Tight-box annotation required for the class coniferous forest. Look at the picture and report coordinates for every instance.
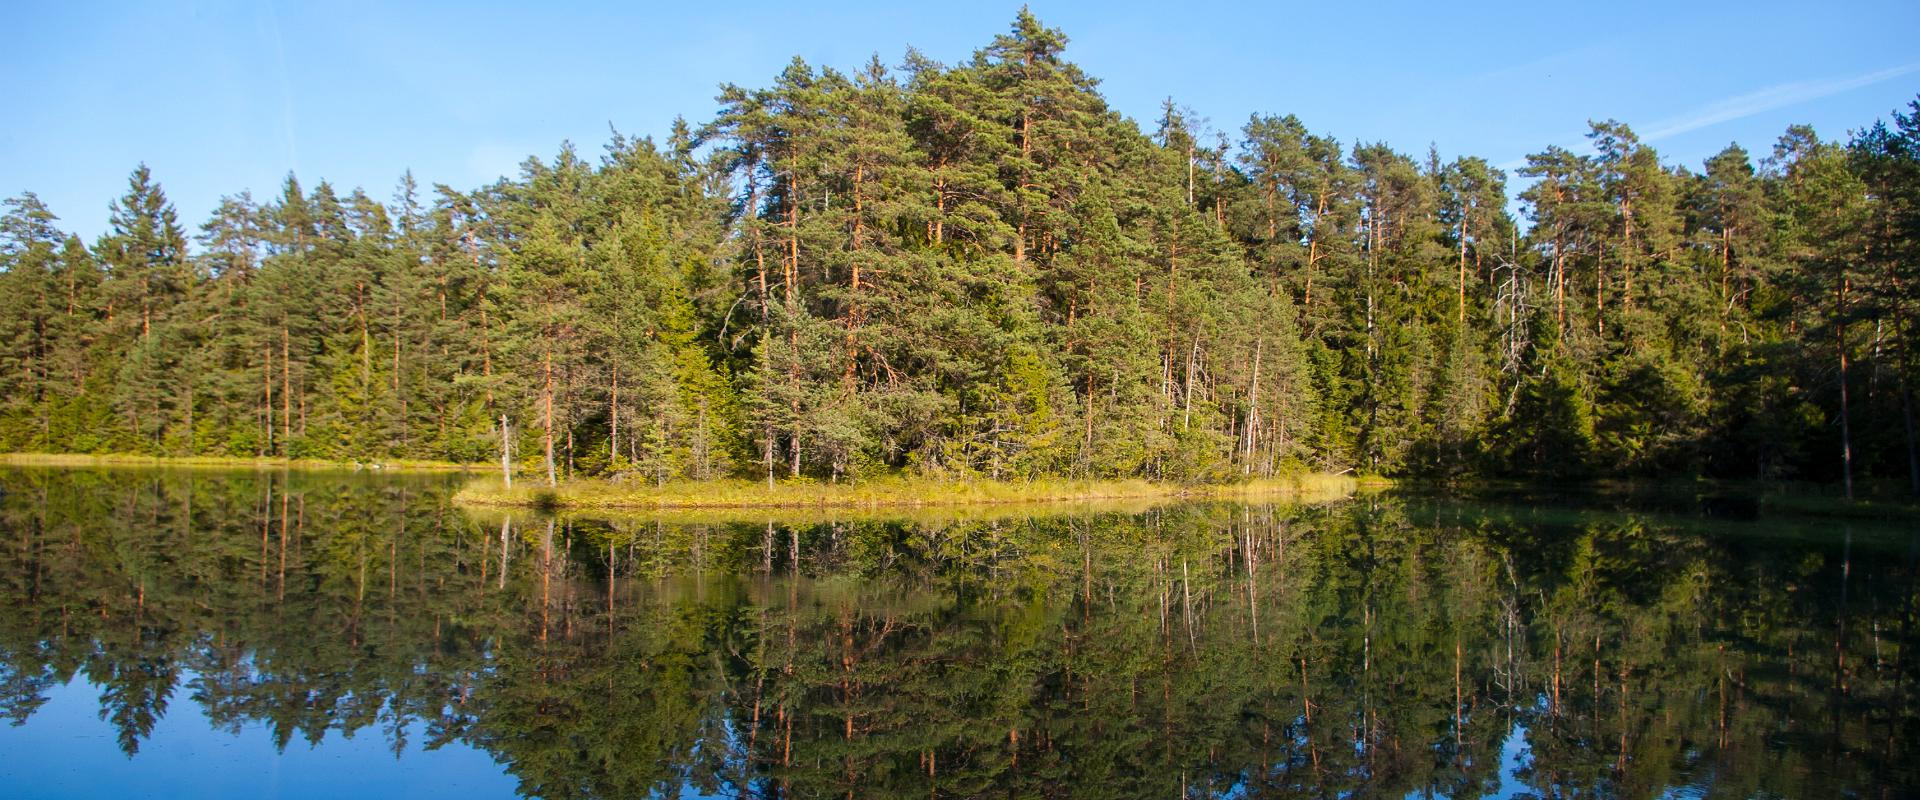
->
[2,11,1918,491]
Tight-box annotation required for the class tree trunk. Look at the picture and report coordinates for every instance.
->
[1305,194,1327,313]
[1015,106,1030,265]
[749,178,770,320]
[1620,198,1634,310]
[609,364,619,468]
[1082,374,1096,473]
[1183,341,1196,430]
[544,341,557,487]
[468,229,494,407]
[1554,233,1567,328]
[787,180,799,307]
[931,171,946,244]
[1243,338,1263,473]
[358,282,372,390]
[499,414,512,489]
[846,164,864,385]
[1596,244,1606,335]
[1458,205,1469,325]
[1838,275,1854,501]
[1721,227,1732,315]
[263,345,274,456]
[281,327,291,446]
[479,297,494,407]
[182,380,193,454]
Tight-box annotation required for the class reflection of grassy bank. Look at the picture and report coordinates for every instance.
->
[1,452,475,473]
[1418,478,1920,523]
[454,472,1375,515]
[1753,491,1920,521]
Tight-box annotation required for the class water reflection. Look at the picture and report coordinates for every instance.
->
[0,467,1914,798]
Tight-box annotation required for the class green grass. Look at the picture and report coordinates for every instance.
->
[452,472,1369,514]
[0,451,477,473]
[456,496,1188,528]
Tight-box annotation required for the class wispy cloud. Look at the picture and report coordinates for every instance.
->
[1494,62,1920,174]
[1642,63,1920,142]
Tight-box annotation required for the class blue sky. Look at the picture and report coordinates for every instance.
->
[0,673,517,798]
[4,1,1917,241]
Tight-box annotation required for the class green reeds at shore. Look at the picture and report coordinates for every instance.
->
[453,472,1377,512]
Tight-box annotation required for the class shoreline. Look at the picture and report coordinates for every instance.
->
[452,473,1381,511]
[0,452,478,473]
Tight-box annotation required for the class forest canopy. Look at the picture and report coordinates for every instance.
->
[1,11,1916,490]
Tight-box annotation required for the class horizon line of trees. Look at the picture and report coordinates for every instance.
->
[2,11,1917,493]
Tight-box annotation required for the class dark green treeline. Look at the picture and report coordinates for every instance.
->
[3,11,1919,487]
[0,467,1913,795]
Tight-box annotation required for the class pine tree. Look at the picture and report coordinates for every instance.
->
[0,20,1910,493]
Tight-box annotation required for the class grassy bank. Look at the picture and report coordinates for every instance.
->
[1,452,477,473]
[453,472,1376,512]
[457,496,1188,529]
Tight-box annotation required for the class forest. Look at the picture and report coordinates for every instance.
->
[1,11,1917,491]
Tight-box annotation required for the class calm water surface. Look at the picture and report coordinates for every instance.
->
[0,467,1914,798]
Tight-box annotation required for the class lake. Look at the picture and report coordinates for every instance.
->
[0,467,1913,798]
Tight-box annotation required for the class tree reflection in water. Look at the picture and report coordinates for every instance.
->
[0,467,1914,797]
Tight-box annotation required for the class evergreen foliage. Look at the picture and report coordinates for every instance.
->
[2,14,1916,489]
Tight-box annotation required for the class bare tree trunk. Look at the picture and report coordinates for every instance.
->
[498,518,510,589]
[499,414,512,489]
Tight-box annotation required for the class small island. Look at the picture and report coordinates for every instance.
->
[451,472,1373,511]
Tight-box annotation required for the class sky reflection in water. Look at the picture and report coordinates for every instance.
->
[0,467,1913,798]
